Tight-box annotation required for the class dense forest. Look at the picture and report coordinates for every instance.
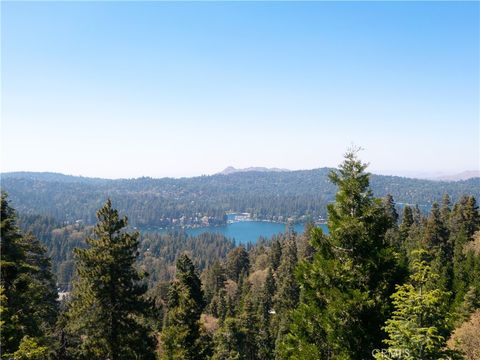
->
[1,151,480,359]
[15,214,237,290]
[2,169,479,228]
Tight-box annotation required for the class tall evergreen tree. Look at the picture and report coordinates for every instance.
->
[269,239,282,271]
[211,318,243,360]
[450,196,479,239]
[424,202,453,291]
[203,260,226,308]
[382,194,399,227]
[176,254,204,314]
[272,233,300,358]
[239,295,259,360]
[0,193,58,357]
[375,250,459,360]
[273,234,299,315]
[65,199,155,359]
[226,247,250,282]
[297,221,316,261]
[278,148,399,359]
[399,206,414,241]
[161,254,207,360]
[257,268,275,360]
[423,202,448,252]
[451,196,480,316]
[440,194,452,225]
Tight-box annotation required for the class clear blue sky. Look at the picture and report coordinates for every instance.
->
[1,1,479,178]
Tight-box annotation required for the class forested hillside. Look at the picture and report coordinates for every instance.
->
[1,151,479,359]
[17,213,237,290]
[2,169,479,227]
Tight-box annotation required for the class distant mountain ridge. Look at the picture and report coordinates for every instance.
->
[1,171,111,184]
[3,169,478,182]
[219,166,290,175]
[432,170,480,182]
[1,169,479,229]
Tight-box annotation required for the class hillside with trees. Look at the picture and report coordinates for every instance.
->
[2,169,479,228]
[1,151,479,359]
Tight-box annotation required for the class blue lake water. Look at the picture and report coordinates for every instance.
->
[145,221,329,245]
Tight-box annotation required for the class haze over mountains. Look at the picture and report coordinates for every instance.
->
[431,170,480,181]
[3,166,478,182]
[218,167,480,181]
[218,166,291,175]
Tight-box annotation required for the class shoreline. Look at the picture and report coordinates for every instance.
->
[138,218,327,233]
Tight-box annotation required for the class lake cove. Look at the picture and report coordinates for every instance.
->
[143,221,329,245]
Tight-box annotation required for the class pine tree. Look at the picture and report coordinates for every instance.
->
[11,336,49,360]
[297,221,316,261]
[235,271,251,315]
[375,250,459,360]
[273,234,299,315]
[399,206,414,242]
[226,247,250,282]
[0,193,58,356]
[176,254,204,315]
[424,202,453,291]
[160,254,207,360]
[454,286,478,325]
[450,196,479,239]
[423,202,448,252]
[65,199,155,359]
[278,148,399,359]
[412,205,424,225]
[211,318,243,360]
[272,234,300,357]
[451,197,480,309]
[269,239,282,271]
[382,194,399,227]
[239,295,259,360]
[440,194,451,225]
[203,260,226,309]
[257,268,275,360]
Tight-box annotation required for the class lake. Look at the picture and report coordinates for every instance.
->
[143,220,329,245]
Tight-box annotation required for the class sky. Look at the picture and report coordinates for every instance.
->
[1,1,479,179]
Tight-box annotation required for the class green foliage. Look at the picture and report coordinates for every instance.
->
[279,148,400,359]
[297,221,316,261]
[226,247,250,282]
[257,268,275,360]
[375,250,459,360]
[11,336,49,360]
[211,318,243,360]
[0,193,58,357]
[423,202,453,292]
[139,231,235,288]
[274,234,299,315]
[19,214,235,289]
[211,295,261,360]
[4,170,478,229]
[239,295,259,360]
[203,260,227,308]
[64,199,155,359]
[448,197,480,318]
[269,239,282,271]
[2,154,480,360]
[160,254,207,360]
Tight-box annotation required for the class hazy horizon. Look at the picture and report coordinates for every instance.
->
[2,2,479,178]
[2,166,479,181]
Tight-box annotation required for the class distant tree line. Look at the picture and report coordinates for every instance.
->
[17,215,236,291]
[3,168,478,228]
[1,150,480,359]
